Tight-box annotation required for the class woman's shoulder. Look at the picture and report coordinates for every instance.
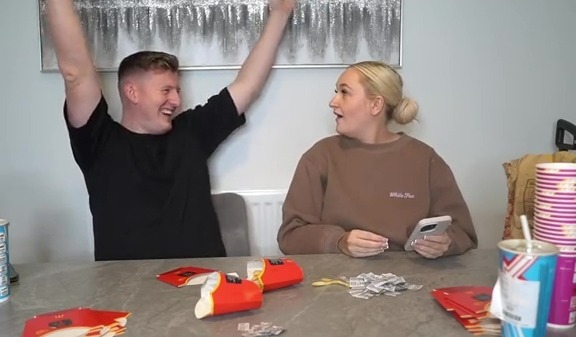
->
[305,135,341,152]
[306,134,437,155]
[314,135,341,146]
[303,134,444,160]
[402,134,440,156]
[298,136,342,163]
[403,135,454,170]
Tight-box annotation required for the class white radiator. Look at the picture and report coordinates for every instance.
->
[227,189,287,257]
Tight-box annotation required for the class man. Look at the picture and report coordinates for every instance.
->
[46,0,295,260]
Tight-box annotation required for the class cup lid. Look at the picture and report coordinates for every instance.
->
[498,239,559,256]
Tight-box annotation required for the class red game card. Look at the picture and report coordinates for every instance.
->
[431,286,499,335]
[22,307,131,337]
[156,266,217,287]
[93,310,131,329]
[22,307,101,337]
[432,289,477,318]
[445,298,489,319]
[441,286,492,315]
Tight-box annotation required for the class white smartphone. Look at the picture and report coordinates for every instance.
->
[404,215,452,251]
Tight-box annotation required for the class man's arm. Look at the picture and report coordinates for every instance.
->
[227,0,295,115]
[46,0,101,127]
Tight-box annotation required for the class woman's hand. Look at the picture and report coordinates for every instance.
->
[338,229,388,258]
[412,232,451,259]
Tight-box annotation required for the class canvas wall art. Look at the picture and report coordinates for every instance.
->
[38,0,402,71]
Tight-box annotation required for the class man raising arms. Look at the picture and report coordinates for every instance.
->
[45,0,295,260]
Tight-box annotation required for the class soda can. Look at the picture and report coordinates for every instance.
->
[0,219,9,304]
[0,286,8,300]
[498,239,558,337]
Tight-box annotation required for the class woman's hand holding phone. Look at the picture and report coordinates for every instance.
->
[405,215,452,259]
[412,233,451,259]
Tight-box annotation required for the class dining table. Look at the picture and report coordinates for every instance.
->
[1,248,574,337]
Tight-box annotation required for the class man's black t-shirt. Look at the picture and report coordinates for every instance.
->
[65,89,245,261]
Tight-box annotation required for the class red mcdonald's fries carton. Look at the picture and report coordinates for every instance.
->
[195,272,262,319]
[247,258,304,292]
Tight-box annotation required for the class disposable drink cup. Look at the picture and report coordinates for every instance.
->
[498,239,558,337]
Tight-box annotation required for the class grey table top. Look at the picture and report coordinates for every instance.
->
[1,249,574,337]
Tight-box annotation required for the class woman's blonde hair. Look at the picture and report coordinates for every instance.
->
[348,61,418,124]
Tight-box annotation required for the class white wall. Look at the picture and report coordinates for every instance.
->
[1,0,575,263]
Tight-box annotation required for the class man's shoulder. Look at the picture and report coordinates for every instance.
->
[173,88,240,130]
[181,88,235,113]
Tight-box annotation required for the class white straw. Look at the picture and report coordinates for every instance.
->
[519,215,533,252]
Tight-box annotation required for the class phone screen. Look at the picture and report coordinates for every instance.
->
[419,223,438,233]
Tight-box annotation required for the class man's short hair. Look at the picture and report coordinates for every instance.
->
[118,51,179,82]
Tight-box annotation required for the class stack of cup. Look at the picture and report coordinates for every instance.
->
[0,219,9,304]
[533,163,576,328]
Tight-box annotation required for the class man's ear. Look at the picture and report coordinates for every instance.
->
[122,81,139,104]
[370,96,385,116]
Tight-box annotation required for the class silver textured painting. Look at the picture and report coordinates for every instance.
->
[38,0,402,71]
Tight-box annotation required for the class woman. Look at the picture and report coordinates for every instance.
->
[277,61,477,259]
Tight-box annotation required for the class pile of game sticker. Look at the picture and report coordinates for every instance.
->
[237,322,285,337]
[345,272,423,299]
